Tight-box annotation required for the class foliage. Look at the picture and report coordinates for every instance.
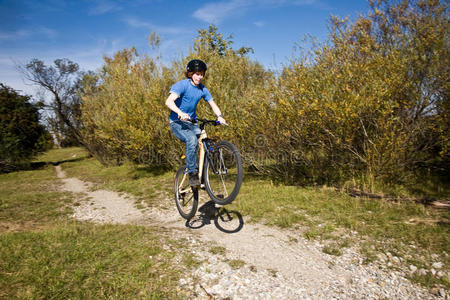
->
[194,24,234,56]
[80,29,269,169]
[80,46,179,166]
[0,83,51,172]
[248,0,449,187]
[79,0,448,193]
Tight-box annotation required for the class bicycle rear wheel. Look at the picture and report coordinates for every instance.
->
[204,140,243,205]
[174,166,198,220]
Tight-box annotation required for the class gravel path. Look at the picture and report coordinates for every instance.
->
[55,165,445,299]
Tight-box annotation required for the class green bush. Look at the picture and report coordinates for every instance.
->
[0,83,51,172]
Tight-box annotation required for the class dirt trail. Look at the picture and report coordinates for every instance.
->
[56,166,145,224]
[55,165,440,299]
[55,165,337,284]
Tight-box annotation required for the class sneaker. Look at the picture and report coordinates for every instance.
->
[189,172,200,187]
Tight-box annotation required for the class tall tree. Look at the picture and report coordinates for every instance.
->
[18,58,83,147]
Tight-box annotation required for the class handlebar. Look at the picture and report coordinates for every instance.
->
[196,118,220,130]
[194,118,227,129]
[179,117,227,128]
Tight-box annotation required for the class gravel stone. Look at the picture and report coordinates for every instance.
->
[433,262,443,269]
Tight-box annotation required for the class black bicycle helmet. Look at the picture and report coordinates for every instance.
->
[186,59,207,72]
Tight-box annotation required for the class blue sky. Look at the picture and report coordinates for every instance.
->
[0,0,369,97]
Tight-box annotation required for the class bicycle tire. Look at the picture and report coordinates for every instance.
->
[174,166,198,220]
[203,140,243,205]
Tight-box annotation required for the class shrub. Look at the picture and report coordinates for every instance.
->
[0,83,51,171]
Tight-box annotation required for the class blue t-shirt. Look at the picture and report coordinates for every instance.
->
[169,79,212,122]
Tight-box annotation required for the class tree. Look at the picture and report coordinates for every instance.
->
[0,83,51,172]
[194,24,234,56]
[194,24,254,57]
[18,58,84,147]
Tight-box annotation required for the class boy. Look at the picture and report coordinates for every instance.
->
[165,59,226,186]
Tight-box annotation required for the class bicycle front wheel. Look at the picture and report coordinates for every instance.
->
[204,140,243,205]
[174,166,198,220]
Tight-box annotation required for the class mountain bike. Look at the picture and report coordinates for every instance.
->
[174,118,243,220]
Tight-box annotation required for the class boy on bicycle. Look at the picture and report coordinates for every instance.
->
[165,59,227,187]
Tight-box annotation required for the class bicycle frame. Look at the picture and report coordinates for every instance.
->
[198,126,208,182]
[178,122,210,194]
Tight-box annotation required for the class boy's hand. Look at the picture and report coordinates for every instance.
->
[218,116,227,125]
[178,112,190,121]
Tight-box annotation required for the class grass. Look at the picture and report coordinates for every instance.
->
[0,165,73,230]
[34,146,90,164]
[0,224,183,299]
[322,244,344,256]
[209,246,227,256]
[347,171,450,200]
[182,253,202,269]
[228,259,245,270]
[0,147,203,299]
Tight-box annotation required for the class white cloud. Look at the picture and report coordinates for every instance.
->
[123,17,152,29]
[0,29,31,40]
[253,21,264,27]
[88,0,122,15]
[193,0,319,24]
[0,27,57,41]
[37,26,58,39]
[193,0,249,24]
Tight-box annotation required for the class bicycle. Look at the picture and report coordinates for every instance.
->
[174,118,243,220]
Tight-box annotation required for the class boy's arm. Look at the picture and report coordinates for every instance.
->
[165,92,190,120]
[208,100,227,124]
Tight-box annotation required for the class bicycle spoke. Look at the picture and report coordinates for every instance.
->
[219,174,228,197]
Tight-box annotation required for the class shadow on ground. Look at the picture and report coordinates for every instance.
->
[185,201,244,233]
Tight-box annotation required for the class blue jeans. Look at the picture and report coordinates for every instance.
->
[170,120,201,174]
